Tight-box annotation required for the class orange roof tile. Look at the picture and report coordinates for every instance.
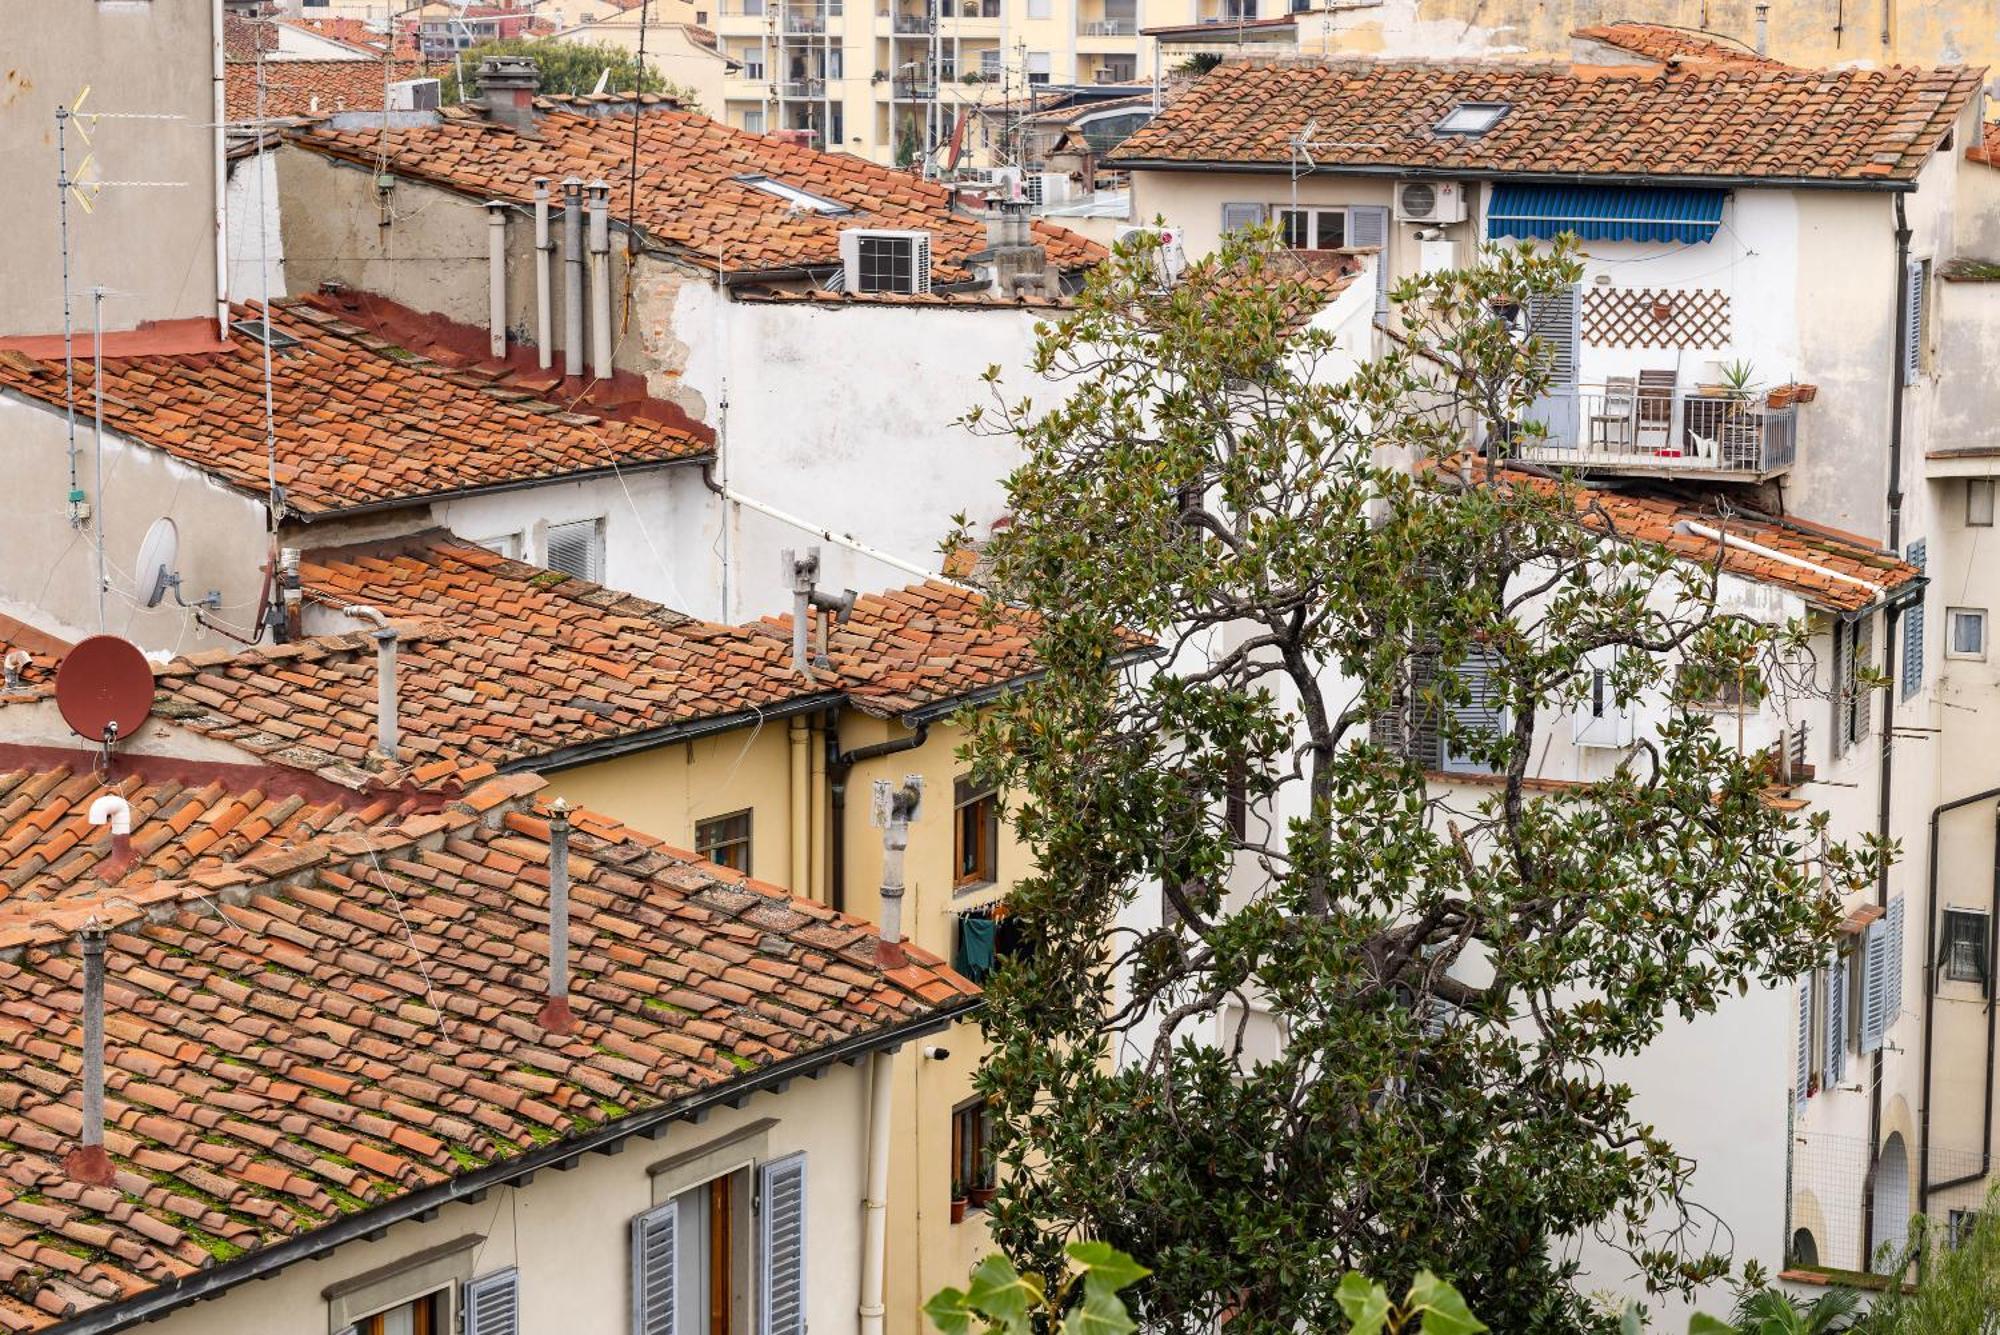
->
[0,773,973,1328]
[225,59,431,121]
[0,618,67,706]
[1110,57,1983,185]
[288,106,1106,280]
[1572,22,1779,67]
[278,15,396,54]
[0,301,711,519]
[1968,123,2000,168]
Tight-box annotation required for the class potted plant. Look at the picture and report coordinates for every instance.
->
[1650,294,1675,323]
[950,1179,969,1224]
[960,70,984,83]
[1794,382,1819,403]
[968,1175,998,1208]
[1719,358,1759,403]
[1766,382,1798,409]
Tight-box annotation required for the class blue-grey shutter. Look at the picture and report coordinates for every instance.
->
[1903,259,1927,385]
[757,1153,807,1335]
[1824,958,1846,1087]
[1795,972,1812,1115]
[1861,918,1888,1054]
[1903,541,1926,700]
[1853,615,1873,744]
[1444,648,1505,774]
[1885,895,1906,1030]
[631,1200,678,1335]
[1349,205,1390,319]
[465,1270,519,1335]
[1220,202,1267,235]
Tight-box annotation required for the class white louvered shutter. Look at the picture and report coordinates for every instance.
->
[546,519,604,582]
[1885,895,1906,1029]
[1903,258,1927,385]
[1903,541,1926,700]
[1795,973,1812,1115]
[1348,205,1390,319]
[631,1200,678,1335]
[1824,958,1846,1087]
[1861,918,1888,1054]
[465,1270,519,1335]
[1220,202,1267,235]
[757,1153,807,1335]
[1525,285,1581,387]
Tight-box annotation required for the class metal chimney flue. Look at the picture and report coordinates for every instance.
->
[561,178,586,379]
[342,605,399,762]
[63,922,115,1187]
[485,201,509,359]
[532,178,554,371]
[536,799,578,1036]
[586,180,614,383]
[870,778,922,969]
[781,546,855,674]
[1754,3,1770,55]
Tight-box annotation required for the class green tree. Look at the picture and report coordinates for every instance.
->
[1852,1200,2000,1332]
[440,38,697,110]
[950,231,1881,1332]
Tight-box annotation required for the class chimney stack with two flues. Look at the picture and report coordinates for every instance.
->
[780,547,856,676]
[871,779,922,969]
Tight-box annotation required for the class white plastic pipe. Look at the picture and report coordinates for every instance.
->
[1679,522,1885,596]
[485,201,508,359]
[586,180,613,382]
[532,177,553,371]
[87,794,132,836]
[211,0,229,337]
[857,1047,895,1335]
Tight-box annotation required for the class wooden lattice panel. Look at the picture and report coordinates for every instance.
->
[1583,286,1731,349]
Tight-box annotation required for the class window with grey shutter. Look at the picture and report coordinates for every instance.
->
[1853,615,1872,743]
[1220,202,1267,235]
[545,518,605,583]
[1795,972,1811,1114]
[1824,957,1846,1087]
[1441,647,1505,774]
[757,1153,807,1335]
[631,1200,678,1335]
[1861,917,1888,1054]
[1349,204,1390,319]
[465,1269,519,1335]
[1903,541,1926,701]
[1524,286,1581,388]
[1903,258,1928,385]
[1885,894,1905,1028]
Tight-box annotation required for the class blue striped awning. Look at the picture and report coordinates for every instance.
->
[1486,184,1726,244]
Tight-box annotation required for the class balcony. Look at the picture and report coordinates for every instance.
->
[777,78,828,96]
[1513,384,1798,479]
[891,77,939,98]
[1078,17,1137,33]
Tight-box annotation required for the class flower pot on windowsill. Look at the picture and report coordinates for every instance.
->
[968,1185,998,1208]
[1793,382,1818,403]
[1766,385,1798,409]
[950,1196,970,1224]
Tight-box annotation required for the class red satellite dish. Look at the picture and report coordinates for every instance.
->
[55,636,154,745]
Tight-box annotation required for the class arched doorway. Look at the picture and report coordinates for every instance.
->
[1871,1132,1911,1271]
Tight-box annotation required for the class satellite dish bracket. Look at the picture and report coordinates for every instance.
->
[159,571,222,610]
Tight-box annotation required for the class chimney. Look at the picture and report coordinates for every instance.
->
[780,547,856,674]
[88,794,135,882]
[1754,3,1769,55]
[475,56,542,136]
[536,799,578,1036]
[532,178,554,372]
[485,200,509,360]
[63,922,115,1187]
[2,650,28,691]
[870,779,922,969]
[586,180,613,383]
[983,197,1054,300]
[342,605,399,762]
[562,178,586,380]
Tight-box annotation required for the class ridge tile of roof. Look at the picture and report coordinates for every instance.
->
[225,59,432,121]
[1109,57,1984,184]
[1572,22,1780,67]
[0,774,973,1328]
[0,301,711,518]
[287,106,1106,280]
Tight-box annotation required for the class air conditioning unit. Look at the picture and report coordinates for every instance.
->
[1022,171,1070,207]
[839,228,933,295]
[387,77,442,111]
[1113,223,1186,282]
[1393,179,1466,225]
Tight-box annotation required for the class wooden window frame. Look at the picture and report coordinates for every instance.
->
[950,1097,997,1205]
[696,809,754,874]
[953,778,999,893]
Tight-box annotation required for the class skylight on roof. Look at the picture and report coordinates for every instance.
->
[735,174,852,215]
[230,318,300,350]
[1435,102,1510,136]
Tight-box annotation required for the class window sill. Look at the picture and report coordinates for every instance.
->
[953,878,998,899]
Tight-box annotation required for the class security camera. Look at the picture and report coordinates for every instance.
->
[921,1045,952,1061]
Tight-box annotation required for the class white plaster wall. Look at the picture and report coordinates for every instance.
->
[227,151,290,307]
[140,1068,876,1335]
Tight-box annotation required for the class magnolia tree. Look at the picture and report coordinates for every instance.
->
[950,234,1883,1333]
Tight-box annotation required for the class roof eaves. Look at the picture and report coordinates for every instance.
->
[1105,157,1923,191]
[288,451,714,521]
[497,690,851,773]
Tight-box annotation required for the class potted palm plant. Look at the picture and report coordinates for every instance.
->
[950,1178,969,1224]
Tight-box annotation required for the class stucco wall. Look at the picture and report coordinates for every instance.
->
[138,1067,875,1335]
[0,1,222,336]
[227,150,290,306]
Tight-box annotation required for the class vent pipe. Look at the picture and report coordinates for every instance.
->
[561,177,585,379]
[342,605,399,762]
[63,922,115,1187]
[780,546,856,675]
[870,777,922,969]
[536,799,578,1035]
[532,177,553,371]
[88,793,135,881]
[1755,2,1770,55]
[485,200,509,360]
[2,650,28,691]
[586,180,613,382]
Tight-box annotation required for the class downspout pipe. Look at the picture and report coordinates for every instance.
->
[1918,788,2000,1215]
[532,178,553,371]
[561,177,585,379]
[211,0,229,339]
[485,201,508,360]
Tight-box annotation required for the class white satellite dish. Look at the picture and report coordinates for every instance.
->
[134,517,180,610]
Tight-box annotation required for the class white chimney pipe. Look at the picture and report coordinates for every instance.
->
[586,180,613,382]
[63,922,114,1186]
[532,177,553,371]
[485,201,508,359]
[342,605,400,761]
[561,177,585,379]
[870,777,921,969]
[1755,2,1770,55]
[536,798,578,1036]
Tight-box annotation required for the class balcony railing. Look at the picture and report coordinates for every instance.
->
[1513,384,1797,476]
[777,78,827,96]
[1078,18,1137,33]
[891,13,932,29]
[892,78,938,98]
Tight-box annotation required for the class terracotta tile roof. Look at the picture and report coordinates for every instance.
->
[288,108,1106,280]
[0,301,710,519]
[221,11,279,61]
[1968,124,2000,168]
[279,16,395,54]
[1572,22,1780,67]
[1109,57,1984,185]
[729,286,1075,309]
[1140,13,1297,37]
[0,619,68,705]
[0,772,974,1328]
[225,60,431,121]
[142,533,1048,778]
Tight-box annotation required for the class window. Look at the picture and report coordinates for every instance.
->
[1949,608,1988,660]
[980,47,1001,75]
[1026,0,1049,15]
[1949,1210,1987,1247]
[735,174,851,213]
[1368,648,1506,774]
[1903,256,1931,384]
[463,1271,519,1335]
[1943,909,1990,988]
[954,777,999,891]
[543,518,605,582]
[336,1294,446,1335]
[742,108,766,133]
[696,810,753,874]
[1832,615,1872,755]
[1970,478,1996,528]
[633,1167,753,1335]
[1904,539,1927,700]
[950,1098,997,1205]
[744,52,766,79]
[473,532,523,560]
[1025,50,1051,84]
[1276,205,1347,251]
[1436,101,1509,135]
[1223,0,1258,16]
